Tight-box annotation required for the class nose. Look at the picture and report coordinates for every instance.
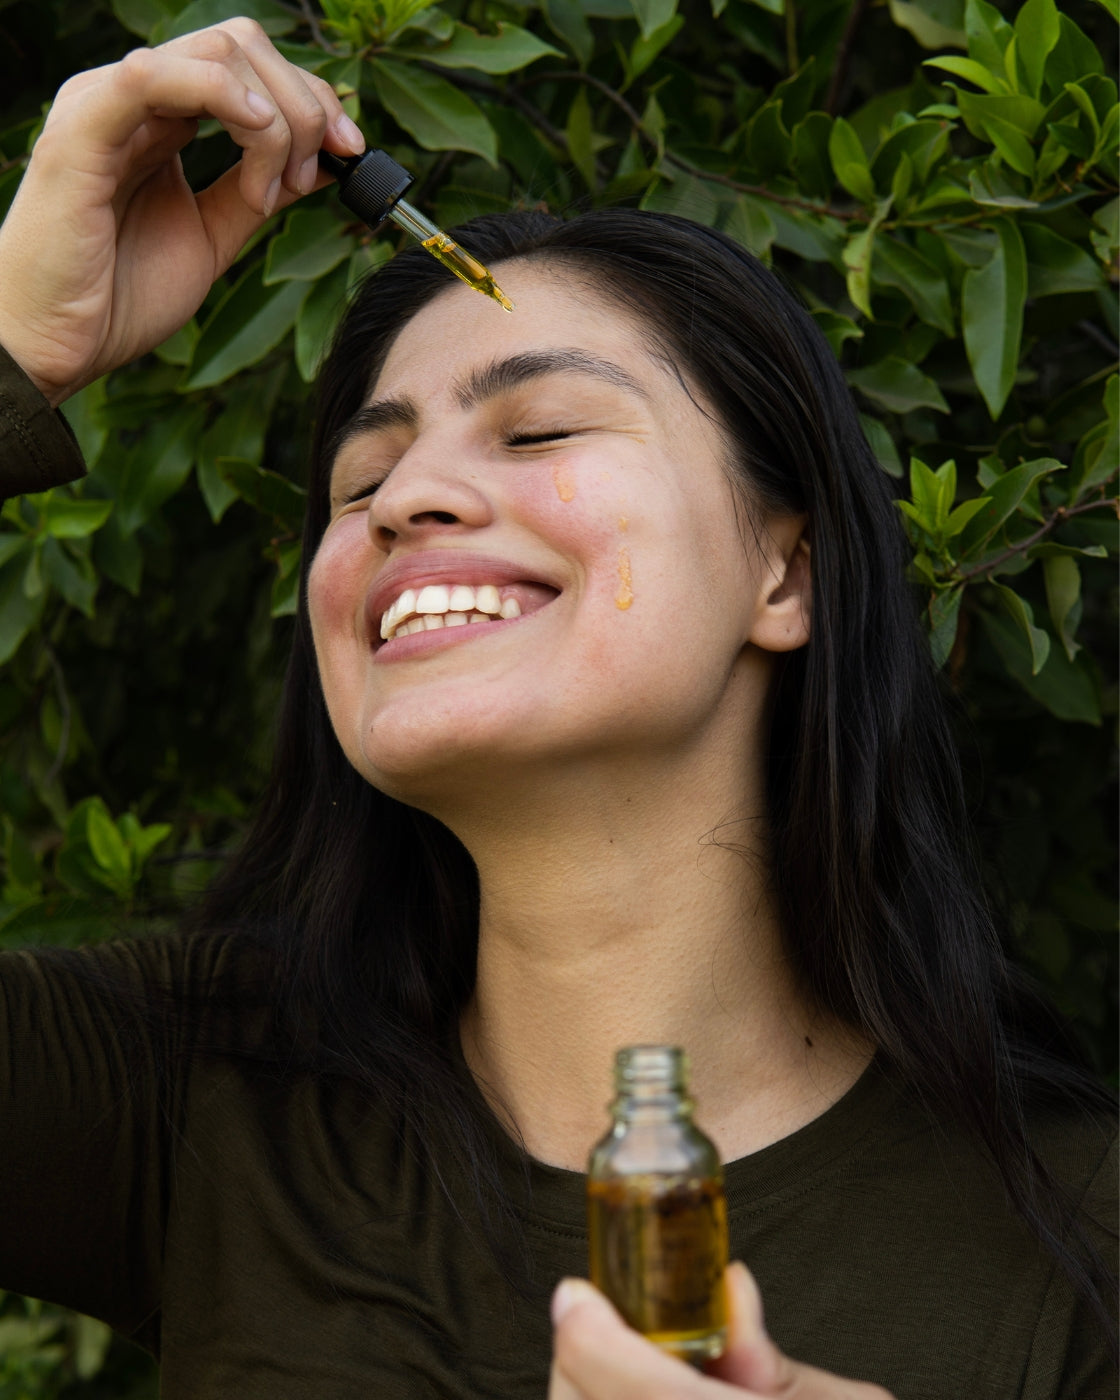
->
[366,435,494,549]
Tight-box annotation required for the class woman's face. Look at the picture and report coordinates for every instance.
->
[308,262,805,809]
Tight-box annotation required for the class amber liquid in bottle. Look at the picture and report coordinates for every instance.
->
[587,1046,728,1362]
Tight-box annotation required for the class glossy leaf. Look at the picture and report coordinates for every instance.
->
[184,268,308,390]
[847,357,950,414]
[1043,554,1081,661]
[264,206,353,284]
[407,22,564,72]
[992,583,1049,674]
[958,457,1062,553]
[369,58,498,165]
[962,217,1026,419]
[873,234,955,333]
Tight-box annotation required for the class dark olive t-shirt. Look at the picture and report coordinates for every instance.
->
[0,345,1116,1396]
[0,930,1115,1400]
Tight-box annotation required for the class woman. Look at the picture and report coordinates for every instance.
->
[0,20,1114,1400]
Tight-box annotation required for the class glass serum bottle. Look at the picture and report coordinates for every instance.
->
[587,1046,729,1362]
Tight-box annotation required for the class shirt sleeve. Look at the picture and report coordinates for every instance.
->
[0,934,220,1353]
[0,339,87,498]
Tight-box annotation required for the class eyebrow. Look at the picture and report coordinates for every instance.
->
[325,348,649,477]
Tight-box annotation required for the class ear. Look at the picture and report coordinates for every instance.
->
[747,515,811,653]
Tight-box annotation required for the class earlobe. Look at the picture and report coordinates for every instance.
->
[750,521,811,654]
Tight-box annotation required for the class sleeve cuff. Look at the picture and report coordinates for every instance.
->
[0,340,88,499]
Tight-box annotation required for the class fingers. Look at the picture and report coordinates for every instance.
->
[548,1279,744,1400]
[549,1272,897,1400]
[36,20,364,219]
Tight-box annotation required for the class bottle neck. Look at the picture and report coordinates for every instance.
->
[611,1045,692,1123]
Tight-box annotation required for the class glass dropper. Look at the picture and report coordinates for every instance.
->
[318,149,514,313]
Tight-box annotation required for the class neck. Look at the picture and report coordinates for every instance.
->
[442,745,871,1172]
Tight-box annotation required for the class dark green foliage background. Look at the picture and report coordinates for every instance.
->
[0,0,1116,1389]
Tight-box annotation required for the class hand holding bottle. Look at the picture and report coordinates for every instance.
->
[0,19,363,407]
[548,1264,897,1400]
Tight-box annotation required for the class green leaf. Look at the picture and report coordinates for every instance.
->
[928,585,964,668]
[992,582,1049,673]
[542,0,593,65]
[628,0,675,39]
[218,460,307,532]
[184,266,308,390]
[59,380,108,466]
[35,493,113,540]
[723,195,776,259]
[965,0,1013,77]
[889,0,966,50]
[624,13,684,84]
[96,402,206,536]
[154,320,199,367]
[197,393,268,524]
[847,357,950,414]
[828,116,875,202]
[1072,374,1118,499]
[296,261,351,385]
[1013,0,1060,97]
[978,605,1099,723]
[566,87,597,192]
[407,21,563,72]
[1023,224,1105,297]
[962,217,1026,419]
[0,544,40,663]
[814,310,864,355]
[843,224,875,317]
[747,100,793,180]
[1043,553,1081,661]
[369,58,498,165]
[967,163,1039,208]
[157,0,296,40]
[958,457,1062,552]
[86,803,132,885]
[859,414,902,476]
[42,537,97,617]
[924,55,1009,94]
[263,206,353,284]
[1090,197,1118,268]
[791,112,834,200]
[873,234,955,334]
[111,0,186,39]
[92,512,142,596]
[270,539,302,618]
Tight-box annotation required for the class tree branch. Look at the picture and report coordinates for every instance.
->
[522,70,854,218]
[957,496,1117,582]
[825,0,868,114]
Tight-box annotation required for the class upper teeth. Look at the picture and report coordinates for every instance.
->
[380,584,522,641]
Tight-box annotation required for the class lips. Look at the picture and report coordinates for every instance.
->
[365,552,561,651]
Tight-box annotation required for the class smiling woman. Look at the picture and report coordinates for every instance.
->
[0,23,1115,1400]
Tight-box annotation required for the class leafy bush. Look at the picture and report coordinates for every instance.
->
[0,0,1115,1389]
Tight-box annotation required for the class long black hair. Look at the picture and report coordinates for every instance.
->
[197,208,1114,1321]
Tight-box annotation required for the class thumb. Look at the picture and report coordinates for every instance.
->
[707,1262,786,1392]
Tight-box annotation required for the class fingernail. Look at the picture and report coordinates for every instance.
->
[245,89,275,121]
[551,1279,599,1327]
[298,155,319,194]
[332,113,365,153]
[263,177,281,217]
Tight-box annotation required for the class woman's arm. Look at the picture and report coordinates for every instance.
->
[0,17,363,410]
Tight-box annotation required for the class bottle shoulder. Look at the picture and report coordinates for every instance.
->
[588,1118,722,1180]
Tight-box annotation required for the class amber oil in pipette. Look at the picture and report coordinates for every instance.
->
[587,1046,728,1362]
[420,232,513,311]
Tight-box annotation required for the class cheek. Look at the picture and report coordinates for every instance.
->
[307,521,371,659]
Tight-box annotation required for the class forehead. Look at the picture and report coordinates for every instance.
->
[369,261,664,404]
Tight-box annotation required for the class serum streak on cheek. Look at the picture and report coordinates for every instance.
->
[552,462,576,503]
[616,546,634,611]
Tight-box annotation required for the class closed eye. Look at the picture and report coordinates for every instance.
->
[507,429,573,447]
[343,479,384,505]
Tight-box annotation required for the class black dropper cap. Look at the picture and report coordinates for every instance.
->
[317,149,412,230]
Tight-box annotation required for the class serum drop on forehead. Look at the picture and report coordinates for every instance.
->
[587,1045,729,1362]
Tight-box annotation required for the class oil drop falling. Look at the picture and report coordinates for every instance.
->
[552,464,576,502]
[615,546,633,610]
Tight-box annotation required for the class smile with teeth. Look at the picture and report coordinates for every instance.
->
[380,584,523,642]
